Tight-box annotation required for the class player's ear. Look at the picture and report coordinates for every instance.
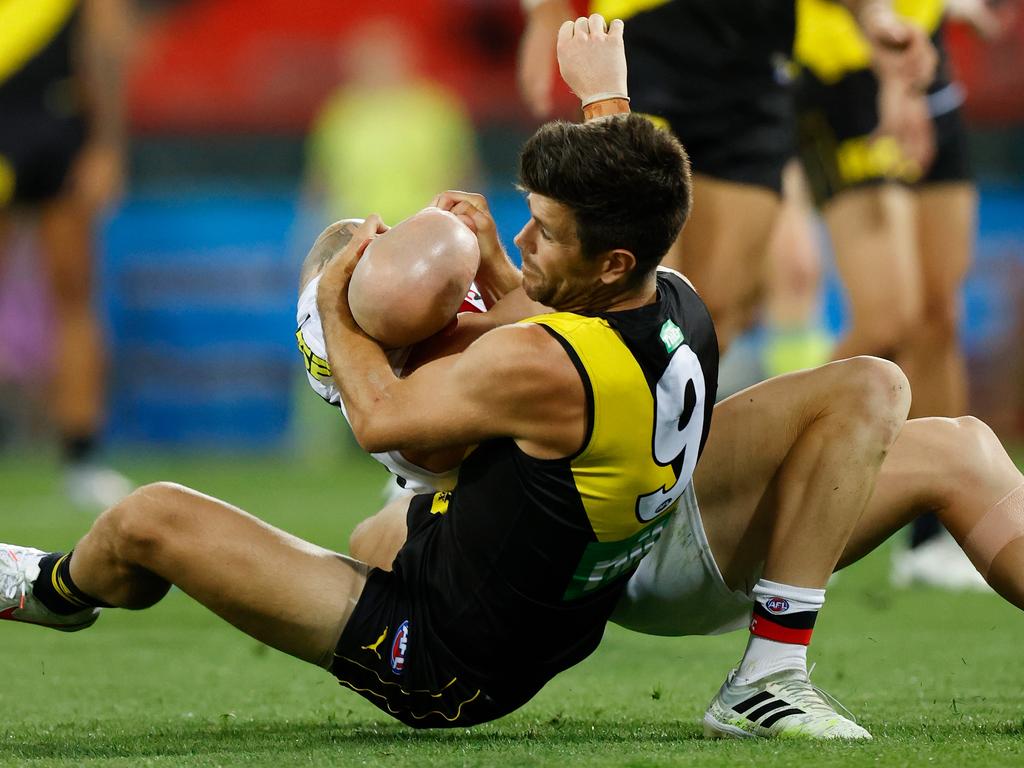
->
[598,248,638,285]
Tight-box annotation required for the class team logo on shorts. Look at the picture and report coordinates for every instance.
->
[390,620,409,675]
[765,597,790,614]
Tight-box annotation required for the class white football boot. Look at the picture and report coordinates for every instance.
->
[65,463,133,513]
[703,668,872,740]
[890,530,990,592]
[0,546,100,631]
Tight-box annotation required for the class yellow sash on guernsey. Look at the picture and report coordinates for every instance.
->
[525,312,678,543]
[796,0,945,83]
[0,0,77,85]
[590,0,672,22]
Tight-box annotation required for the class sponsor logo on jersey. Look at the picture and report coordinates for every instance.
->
[765,597,790,614]
[390,620,409,675]
[296,328,331,380]
[659,319,685,354]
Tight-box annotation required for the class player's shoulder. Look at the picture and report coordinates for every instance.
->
[656,266,698,295]
[458,321,581,394]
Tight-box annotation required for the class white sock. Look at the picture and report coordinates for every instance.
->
[733,578,825,686]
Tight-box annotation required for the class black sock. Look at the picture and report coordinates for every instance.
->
[910,513,943,548]
[34,552,111,615]
[62,434,98,464]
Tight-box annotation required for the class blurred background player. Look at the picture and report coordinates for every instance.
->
[793,0,1012,588]
[0,0,134,509]
[302,17,480,229]
[518,0,938,351]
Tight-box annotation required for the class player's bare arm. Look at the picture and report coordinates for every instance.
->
[316,221,585,458]
[73,0,134,212]
[518,0,574,117]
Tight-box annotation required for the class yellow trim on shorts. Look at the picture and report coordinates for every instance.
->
[0,155,14,207]
[333,654,480,723]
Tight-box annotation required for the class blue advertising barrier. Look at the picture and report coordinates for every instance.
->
[102,191,299,447]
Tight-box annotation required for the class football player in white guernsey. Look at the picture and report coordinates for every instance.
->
[297,205,548,495]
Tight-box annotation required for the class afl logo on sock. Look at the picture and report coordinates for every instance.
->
[765,597,790,614]
[390,620,409,675]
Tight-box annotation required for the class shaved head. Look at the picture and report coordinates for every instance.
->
[348,208,480,348]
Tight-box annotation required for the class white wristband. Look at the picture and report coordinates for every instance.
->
[581,92,630,108]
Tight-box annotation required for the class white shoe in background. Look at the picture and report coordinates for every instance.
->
[890,530,990,592]
[64,463,134,512]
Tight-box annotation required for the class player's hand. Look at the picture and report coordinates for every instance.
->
[860,6,937,89]
[432,190,508,269]
[432,190,521,305]
[317,214,386,334]
[517,0,572,117]
[874,81,936,176]
[946,0,1011,40]
[556,14,628,106]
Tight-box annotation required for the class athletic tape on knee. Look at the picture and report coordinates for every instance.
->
[963,482,1024,579]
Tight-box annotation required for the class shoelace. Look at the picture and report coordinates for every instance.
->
[784,662,860,725]
[0,549,29,609]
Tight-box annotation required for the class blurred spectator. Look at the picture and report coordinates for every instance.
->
[303,17,479,226]
[0,0,134,509]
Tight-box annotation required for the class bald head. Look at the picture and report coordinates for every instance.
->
[348,207,480,348]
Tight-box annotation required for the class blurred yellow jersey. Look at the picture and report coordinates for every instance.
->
[590,0,672,19]
[796,0,945,83]
[0,0,77,84]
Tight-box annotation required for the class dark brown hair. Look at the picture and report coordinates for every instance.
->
[518,113,692,285]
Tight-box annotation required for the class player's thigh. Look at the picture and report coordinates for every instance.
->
[914,182,975,307]
[824,184,921,325]
[668,174,778,318]
[693,358,891,590]
[90,482,370,667]
[349,494,412,571]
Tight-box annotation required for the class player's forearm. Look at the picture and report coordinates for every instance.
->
[317,303,402,451]
[474,256,522,308]
[845,0,937,87]
[80,0,131,148]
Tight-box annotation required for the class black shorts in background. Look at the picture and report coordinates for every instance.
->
[796,67,972,206]
[623,0,796,194]
[0,110,87,206]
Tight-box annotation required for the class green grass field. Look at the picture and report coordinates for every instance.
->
[1,449,1023,767]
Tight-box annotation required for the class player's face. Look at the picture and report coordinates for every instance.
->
[514,194,601,309]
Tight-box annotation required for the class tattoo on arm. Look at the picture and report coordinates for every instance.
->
[299,222,357,292]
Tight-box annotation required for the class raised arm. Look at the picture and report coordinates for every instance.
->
[72,0,134,212]
[556,14,630,120]
[517,0,574,117]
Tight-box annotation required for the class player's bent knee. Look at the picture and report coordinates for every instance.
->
[105,482,192,563]
[946,416,1003,485]
[834,356,911,437]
